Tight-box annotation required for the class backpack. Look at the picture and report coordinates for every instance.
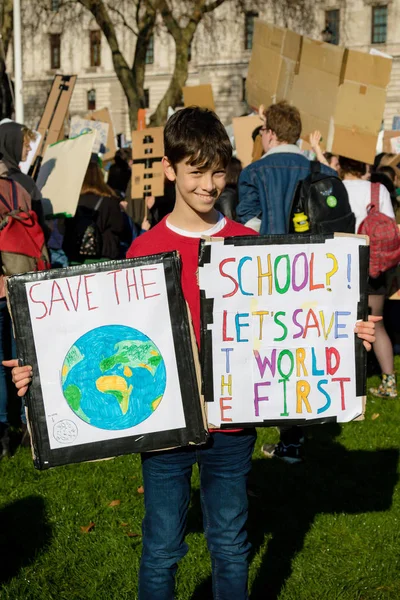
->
[289,161,356,234]
[357,182,400,279]
[0,178,50,276]
[63,197,104,262]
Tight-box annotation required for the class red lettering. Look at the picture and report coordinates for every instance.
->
[108,270,122,305]
[126,269,139,301]
[220,397,233,422]
[222,310,234,341]
[29,283,48,320]
[332,377,351,410]
[140,268,160,299]
[302,309,321,338]
[84,275,98,311]
[49,281,70,316]
[219,258,239,298]
[309,253,324,291]
[326,347,340,375]
[66,277,82,311]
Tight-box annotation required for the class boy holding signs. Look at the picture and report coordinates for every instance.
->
[7,107,377,599]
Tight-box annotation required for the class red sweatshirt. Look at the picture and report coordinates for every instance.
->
[126,216,258,346]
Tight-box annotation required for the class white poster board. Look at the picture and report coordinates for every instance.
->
[70,116,109,155]
[199,235,369,428]
[6,255,207,468]
[36,131,95,215]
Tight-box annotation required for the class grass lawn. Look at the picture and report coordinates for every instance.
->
[0,370,400,600]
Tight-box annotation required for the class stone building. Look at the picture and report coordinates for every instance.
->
[13,0,400,139]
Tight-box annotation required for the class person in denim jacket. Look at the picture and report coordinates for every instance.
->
[237,101,335,234]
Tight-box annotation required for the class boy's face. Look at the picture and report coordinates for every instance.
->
[163,157,226,214]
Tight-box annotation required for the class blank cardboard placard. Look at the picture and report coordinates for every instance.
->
[36,131,95,216]
[6,254,207,469]
[33,75,77,164]
[233,115,263,167]
[199,234,369,429]
[183,84,215,111]
[85,108,117,162]
[70,116,109,155]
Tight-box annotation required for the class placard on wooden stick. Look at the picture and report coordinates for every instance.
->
[131,127,164,199]
[199,234,369,429]
[84,107,117,162]
[31,75,77,176]
[6,253,207,469]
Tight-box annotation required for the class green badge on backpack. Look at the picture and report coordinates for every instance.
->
[326,195,337,208]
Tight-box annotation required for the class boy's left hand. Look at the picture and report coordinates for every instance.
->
[354,315,381,351]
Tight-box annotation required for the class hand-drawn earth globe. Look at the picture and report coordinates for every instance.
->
[61,325,166,430]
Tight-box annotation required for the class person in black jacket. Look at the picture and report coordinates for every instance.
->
[107,148,132,198]
[214,157,242,220]
[0,121,48,237]
[63,160,125,263]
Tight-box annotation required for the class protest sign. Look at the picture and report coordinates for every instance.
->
[69,116,109,155]
[246,20,392,164]
[30,75,77,178]
[198,234,369,428]
[232,115,262,167]
[85,108,117,162]
[36,131,95,216]
[183,84,215,111]
[6,254,207,469]
[131,127,164,199]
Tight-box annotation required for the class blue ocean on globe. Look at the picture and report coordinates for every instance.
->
[61,325,166,430]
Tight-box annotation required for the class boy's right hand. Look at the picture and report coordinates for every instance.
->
[2,360,32,397]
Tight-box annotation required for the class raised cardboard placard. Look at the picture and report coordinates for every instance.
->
[84,108,117,162]
[132,127,164,161]
[232,116,263,167]
[183,84,215,112]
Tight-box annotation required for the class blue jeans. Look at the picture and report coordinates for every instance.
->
[139,430,256,600]
[0,299,24,426]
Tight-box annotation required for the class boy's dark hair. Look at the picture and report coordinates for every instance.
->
[164,107,232,170]
[264,101,302,144]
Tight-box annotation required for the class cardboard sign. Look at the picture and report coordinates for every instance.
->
[183,84,215,112]
[232,115,263,167]
[36,131,95,216]
[32,75,77,168]
[199,234,369,428]
[246,20,392,164]
[69,116,109,155]
[6,254,207,469]
[85,108,117,163]
[131,127,164,199]
[382,130,400,153]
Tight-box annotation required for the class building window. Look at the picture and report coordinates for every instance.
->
[51,0,59,10]
[90,31,101,67]
[50,34,61,69]
[144,89,150,109]
[145,35,154,65]
[242,77,247,102]
[87,89,96,111]
[244,12,258,50]
[372,5,388,44]
[325,10,340,45]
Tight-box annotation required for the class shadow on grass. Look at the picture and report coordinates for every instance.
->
[189,423,399,600]
[0,495,52,585]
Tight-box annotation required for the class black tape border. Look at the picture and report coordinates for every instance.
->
[7,253,207,470]
[199,234,368,426]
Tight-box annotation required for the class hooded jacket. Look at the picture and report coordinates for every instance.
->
[0,121,47,236]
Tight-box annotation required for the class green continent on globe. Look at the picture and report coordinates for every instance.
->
[100,340,162,375]
[63,384,90,423]
[62,345,84,384]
